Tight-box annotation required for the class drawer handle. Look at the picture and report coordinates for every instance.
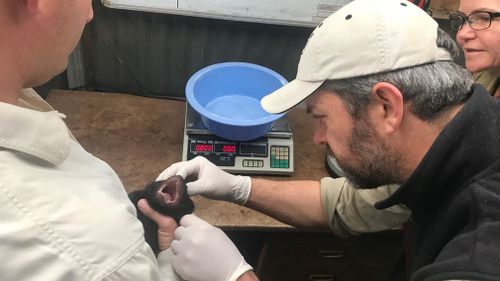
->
[318,250,344,259]
[309,274,334,281]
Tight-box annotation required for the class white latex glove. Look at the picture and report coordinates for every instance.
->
[157,248,185,281]
[156,156,252,205]
[171,214,253,281]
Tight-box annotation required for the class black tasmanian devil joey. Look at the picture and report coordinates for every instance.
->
[128,175,195,255]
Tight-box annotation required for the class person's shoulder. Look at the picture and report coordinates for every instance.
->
[472,69,496,80]
[472,70,499,95]
[0,141,150,278]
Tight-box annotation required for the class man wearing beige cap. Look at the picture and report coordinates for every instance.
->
[148,0,500,280]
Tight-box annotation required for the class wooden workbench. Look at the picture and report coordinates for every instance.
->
[47,90,329,230]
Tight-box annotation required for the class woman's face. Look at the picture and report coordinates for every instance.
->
[455,0,500,75]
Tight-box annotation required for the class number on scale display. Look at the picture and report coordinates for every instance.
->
[221,145,236,153]
[194,144,213,152]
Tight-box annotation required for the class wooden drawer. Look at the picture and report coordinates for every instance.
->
[255,231,403,281]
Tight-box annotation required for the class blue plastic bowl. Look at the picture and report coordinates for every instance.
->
[186,62,287,141]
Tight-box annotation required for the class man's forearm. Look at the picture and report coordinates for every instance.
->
[244,178,329,228]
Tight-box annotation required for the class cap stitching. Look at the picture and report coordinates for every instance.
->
[312,28,322,76]
[376,12,388,69]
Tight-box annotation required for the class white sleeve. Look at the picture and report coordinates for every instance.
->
[103,243,183,281]
[102,243,162,281]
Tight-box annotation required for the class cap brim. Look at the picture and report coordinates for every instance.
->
[261,79,323,114]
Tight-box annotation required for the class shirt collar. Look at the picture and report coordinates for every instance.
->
[0,102,71,166]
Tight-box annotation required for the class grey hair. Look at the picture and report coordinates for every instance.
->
[319,28,474,121]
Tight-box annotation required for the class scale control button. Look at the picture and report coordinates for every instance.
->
[243,159,264,168]
[270,145,290,168]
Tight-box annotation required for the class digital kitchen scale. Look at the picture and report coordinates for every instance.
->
[182,104,294,175]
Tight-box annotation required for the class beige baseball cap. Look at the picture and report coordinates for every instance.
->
[261,0,452,114]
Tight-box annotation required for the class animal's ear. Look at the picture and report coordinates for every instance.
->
[127,190,145,205]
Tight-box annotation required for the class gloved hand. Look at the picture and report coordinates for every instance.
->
[157,248,185,281]
[156,156,252,205]
[171,214,253,281]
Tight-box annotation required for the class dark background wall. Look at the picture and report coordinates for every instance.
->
[36,1,460,99]
[36,1,311,99]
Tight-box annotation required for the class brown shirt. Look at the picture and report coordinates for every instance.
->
[473,70,500,98]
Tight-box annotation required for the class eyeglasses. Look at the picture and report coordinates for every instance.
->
[449,11,500,32]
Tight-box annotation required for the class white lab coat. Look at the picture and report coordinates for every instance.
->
[0,89,180,281]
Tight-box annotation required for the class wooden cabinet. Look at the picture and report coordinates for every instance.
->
[252,231,403,281]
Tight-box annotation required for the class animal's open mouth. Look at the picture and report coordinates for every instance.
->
[160,183,179,203]
[143,175,194,223]
[157,175,184,204]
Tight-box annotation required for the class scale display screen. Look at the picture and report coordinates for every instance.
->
[240,143,266,156]
[192,144,213,152]
[187,135,270,166]
[215,144,237,153]
[191,143,237,154]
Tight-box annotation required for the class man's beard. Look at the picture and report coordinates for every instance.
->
[335,117,406,189]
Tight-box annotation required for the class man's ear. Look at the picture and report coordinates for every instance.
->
[23,0,39,9]
[10,0,40,19]
[370,82,404,134]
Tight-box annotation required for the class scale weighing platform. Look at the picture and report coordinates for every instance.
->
[182,104,294,175]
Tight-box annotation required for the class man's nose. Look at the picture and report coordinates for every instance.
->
[313,128,326,145]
